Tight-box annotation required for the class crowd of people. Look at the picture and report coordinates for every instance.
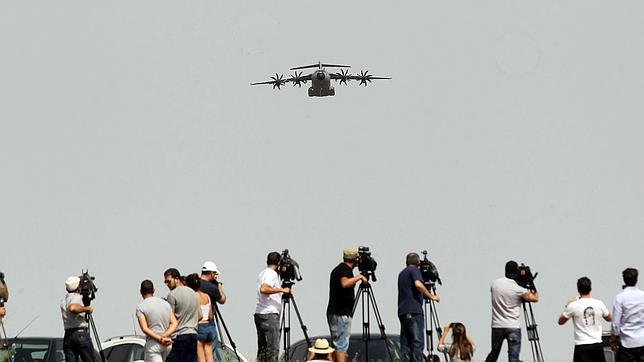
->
[0,251,640,362]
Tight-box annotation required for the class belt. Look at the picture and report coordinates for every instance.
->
[65,327,88,333]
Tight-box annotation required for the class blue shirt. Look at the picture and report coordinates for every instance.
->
[612,286,644,348]
[397,266,424,315]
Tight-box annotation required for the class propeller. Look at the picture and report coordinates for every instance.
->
[335,69,351,85]
[291,71,307,87]
[270,73,286,89]
[357,70,372,86]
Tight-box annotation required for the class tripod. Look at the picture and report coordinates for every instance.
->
[352,281,394,361]
[1,309,12,362]
[214,303,240,361]
[424,282,447,362]
[279,281,310,362]
[86,313,106,362]
[522,301,544,362]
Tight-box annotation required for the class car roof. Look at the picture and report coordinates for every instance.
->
[8,337,63,342]
[292,333,399,345]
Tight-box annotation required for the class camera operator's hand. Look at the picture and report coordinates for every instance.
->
[442,324,451,333]
[359,274,369,284]
[0,306,6,317]
[281,287,291,295]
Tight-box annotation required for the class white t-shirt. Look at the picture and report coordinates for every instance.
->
[562,297,609,345]
[60,293,88,330]
[255,267,282,314]
[490,277,528,328]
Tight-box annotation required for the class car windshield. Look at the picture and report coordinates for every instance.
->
[6,342,50,362]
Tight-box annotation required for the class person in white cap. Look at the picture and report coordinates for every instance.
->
[306,338,335,361]
[60,275,96,362]
[199,261,226,362]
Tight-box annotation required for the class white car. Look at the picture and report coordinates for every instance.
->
[100,335,248,362]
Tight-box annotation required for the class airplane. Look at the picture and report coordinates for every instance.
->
[251,61,391,97]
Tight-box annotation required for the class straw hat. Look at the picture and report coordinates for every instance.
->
[308,338,335,354]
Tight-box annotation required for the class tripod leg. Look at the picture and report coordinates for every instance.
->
[363,285,394,362]
[88,315,106,362]
[280,299,291,362]
[288,295,311,346]
[214,304,241,362]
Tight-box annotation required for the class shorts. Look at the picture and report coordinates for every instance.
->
[327,314,352,353]
[197,321,217,343]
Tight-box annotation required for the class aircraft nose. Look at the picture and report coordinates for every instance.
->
[316,72,325,81]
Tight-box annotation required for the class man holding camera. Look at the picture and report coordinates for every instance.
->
[326,248,368,362]
[558,276,612,362]
[611,267,644,362]
[60,276,96,362]
[484,261,539,362]
[254,251,290,362]
[199,261,227,362]
[397,252,440,362]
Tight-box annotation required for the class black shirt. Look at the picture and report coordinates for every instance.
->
[327,262,356,316]
[199,279,222,309]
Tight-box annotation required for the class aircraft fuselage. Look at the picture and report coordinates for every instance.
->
[308,70,335,97]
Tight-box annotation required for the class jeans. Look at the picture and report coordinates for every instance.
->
[616,344,644,362]
[399,313,425,362]
[198,321,218,343]
[574,343,606,362]
[327,314,352,353]
[166,334,197,362]
[485,328,521,362]
[254,313,280,362]
[63,328,96,362]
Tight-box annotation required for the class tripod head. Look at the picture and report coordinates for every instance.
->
[423,281,438,302]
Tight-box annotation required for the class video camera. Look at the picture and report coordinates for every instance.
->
[357,246,378,281]
[277,249,302,286]
[79,270,98,307]
[516,264,538,291]
[420,250,442,286]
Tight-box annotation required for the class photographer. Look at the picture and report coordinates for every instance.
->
[397,252,440,362]
[60,276,96,362]
[484,261,538,362]
[254,252,290,362]
[326,248,367,362]
[199,261,226,362]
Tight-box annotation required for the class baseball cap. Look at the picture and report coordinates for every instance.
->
[65,276,80,292]
[343,248,358,259]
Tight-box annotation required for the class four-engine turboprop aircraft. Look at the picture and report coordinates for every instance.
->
[251,61,391,97]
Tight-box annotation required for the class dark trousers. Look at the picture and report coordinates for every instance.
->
[63,328,96,362]
[574,343,606,362]
[254,313,280,362]
[617,345,644,362]
[166,334,197,362]
[485,328,522,362]
[398,313,425,362]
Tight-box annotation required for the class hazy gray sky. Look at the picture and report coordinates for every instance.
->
[2,2,644,361]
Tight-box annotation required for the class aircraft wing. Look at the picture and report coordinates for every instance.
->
[331,70,391,86]
[251,72,313,89]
